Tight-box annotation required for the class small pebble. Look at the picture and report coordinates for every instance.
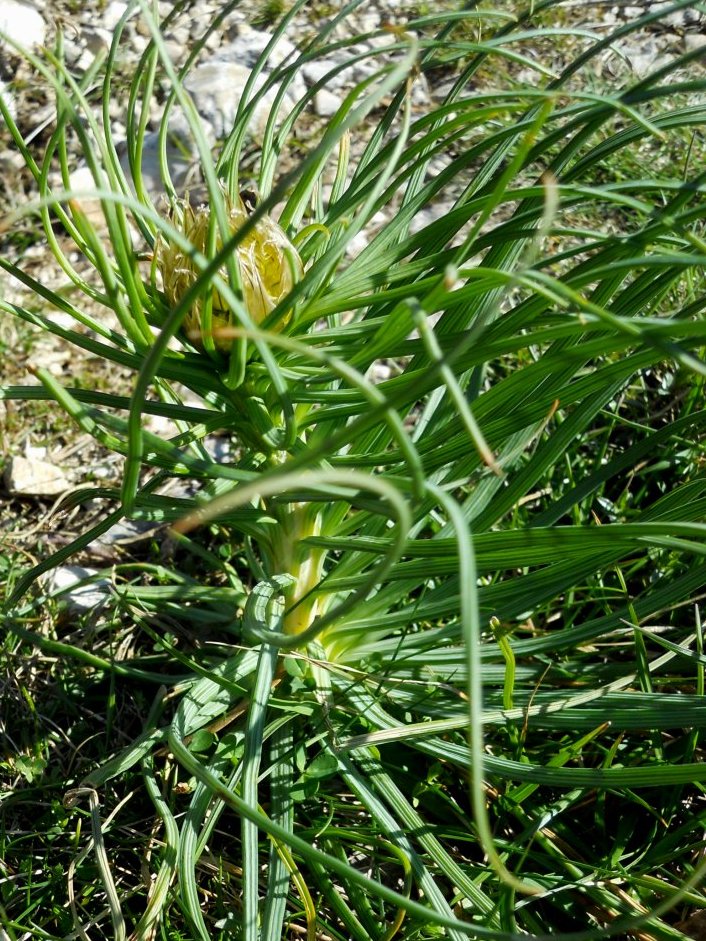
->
[4,456,70,497]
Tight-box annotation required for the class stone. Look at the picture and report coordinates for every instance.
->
[618,38,670,79]
[0,77,16,121]
[134,13,152,37]
[4,456,70,496]
[41,565,111,613]
[67,165,106,230]
[410,73,430,107]
[117,129,195,201]
[24,443,47,460]
[684,33,706,55]
[302,59,336,87]
[367,360,393,384]
[183,60,296,145]
[0,0,45,51]
[408,201,455,236]
[345,230,369,257]
[217,31,307,101]
[61,37,84,67]
[203,435,232,462]
[130,32,150,56]
[164,23,190,48]
[162,39,188,67]
[69,126,195,226]
[202,30,221,53]
[647,2,703,29]
[102,0,130,31]
[74,27,112,72]
[357,12,381,33]
[85,26,112,56]
[94,518,160,547]
[314,89,341,117]
[218,26,298,70]
[341,211,388,259]
[304,49,376,91]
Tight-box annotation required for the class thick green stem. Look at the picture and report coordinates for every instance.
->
[270,502,326,636]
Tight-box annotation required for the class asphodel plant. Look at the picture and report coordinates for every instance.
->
[4,0,706,939]
[155,188,332,650]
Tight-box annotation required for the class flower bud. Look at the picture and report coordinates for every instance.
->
[156,189,302,352]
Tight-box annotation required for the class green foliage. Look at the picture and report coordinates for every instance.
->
[2,0,706,939]
[252,0,287,30]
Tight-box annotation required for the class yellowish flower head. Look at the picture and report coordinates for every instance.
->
[156,189,302,352]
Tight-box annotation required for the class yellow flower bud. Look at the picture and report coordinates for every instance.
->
[156,189,302,352]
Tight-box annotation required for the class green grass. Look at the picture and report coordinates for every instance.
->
[2,0,706,939]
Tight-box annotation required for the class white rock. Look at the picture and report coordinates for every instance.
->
[350,58,381,86]
[164,25,190,67]
[0,77,16,121]
[411,73,430,107]
[618,38,669,79]
[684,33,706,55]
[302,59,337,87]
[369,210,388,229]
[134,13,152,37]
[409,202,455,235]
[102,0,130,31]
[203,30,221,53]
[162,39,188,67]
[647,1,702,27]
[346,230,369,257]
[165,23,190,47]
[67,165,105,229]
[130,32,149,55]
[426,155,452,178]
[143,411,176,437]
[183,60,295,145]
[217,32,307,101]
[365,32,398,52]
[87,462,116,480]
[117,129,195,200]
[62,37,84,66]
[24,443,47,461]
[76,27,112,71]
[0,0,45,51]
[94,518,160,546]
[4,456,69,496]
[302,52,375,91]
[45,309,77,331]
[219,26,297,71]
[203,435,232,462]
[42,565,111,612]
[314,88,341,117]
[356,12,380,34]
[69,126,195,223]
[344,210,390,258]
[367,361,393,383]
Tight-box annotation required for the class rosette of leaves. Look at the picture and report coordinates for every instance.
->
[3,1,706,940]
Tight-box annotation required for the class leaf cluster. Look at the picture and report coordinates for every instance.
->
[2,1,706,939]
